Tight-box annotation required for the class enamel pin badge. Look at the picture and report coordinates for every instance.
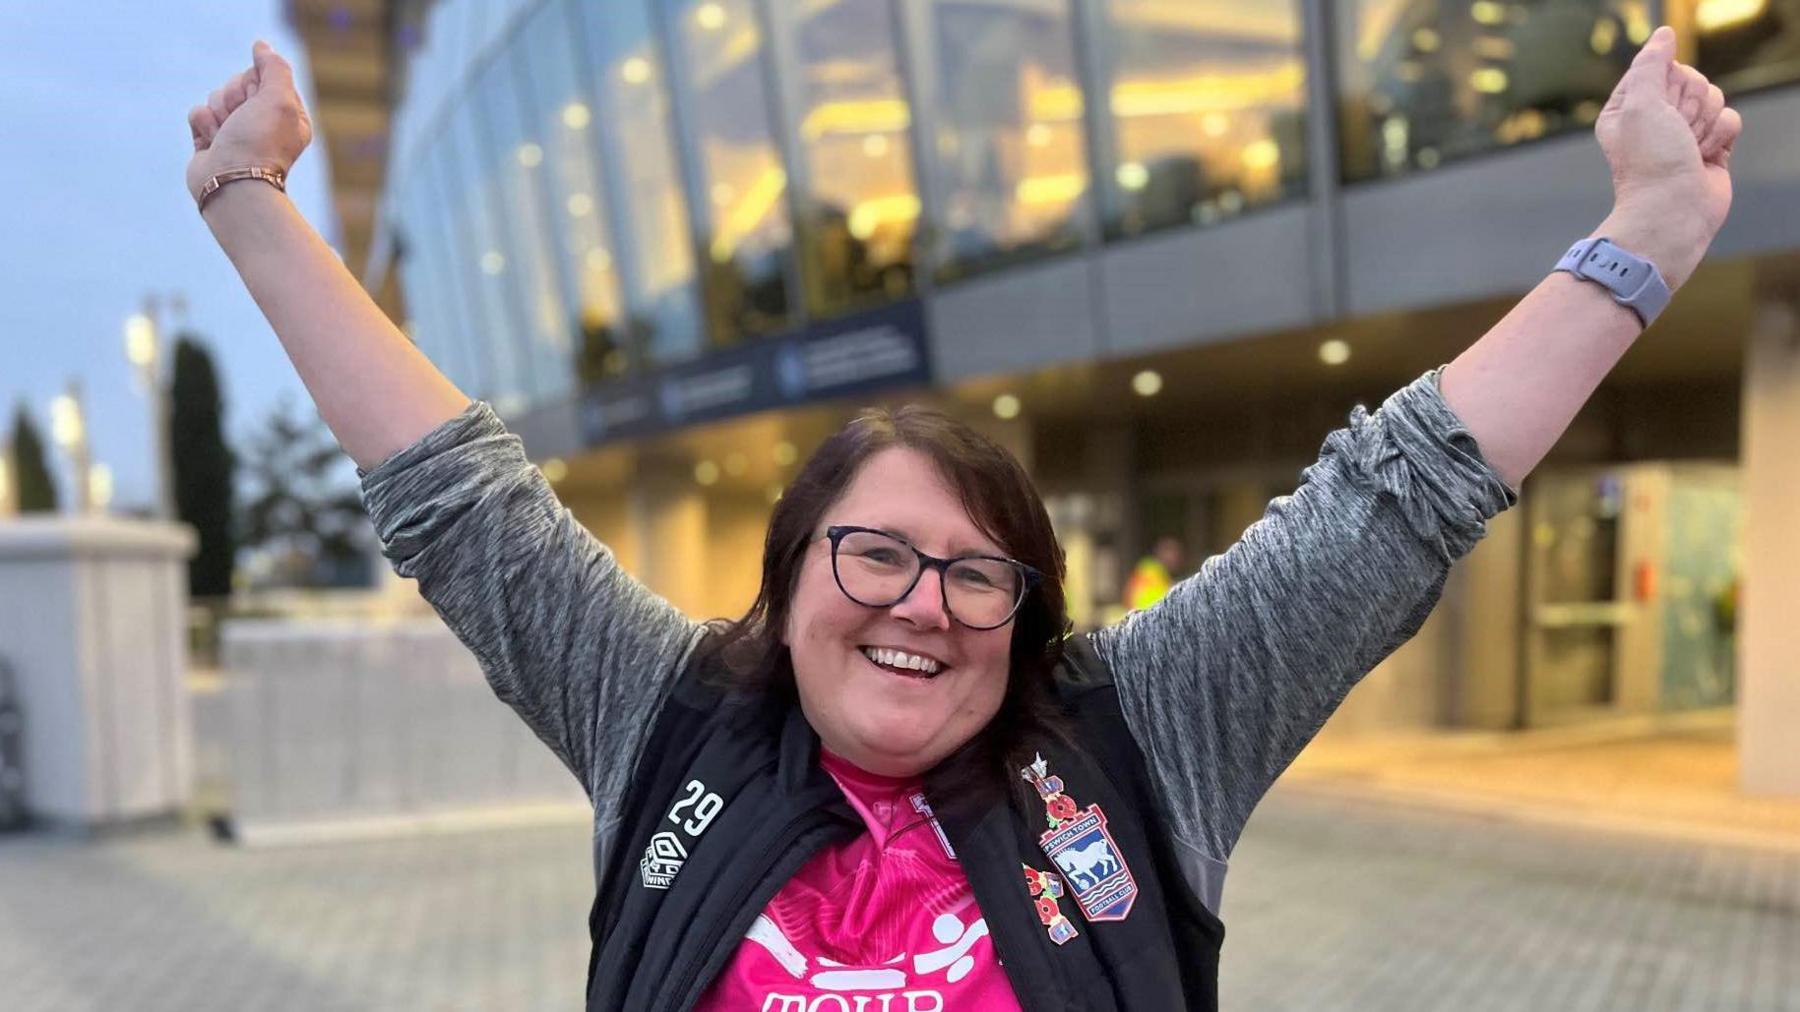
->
[1022,863,1079,945]
[1020,752,1138,923]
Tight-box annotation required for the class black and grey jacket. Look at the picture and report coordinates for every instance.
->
[359,369,1515,1009]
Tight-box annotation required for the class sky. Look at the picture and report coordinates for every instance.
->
[1,3,335,512]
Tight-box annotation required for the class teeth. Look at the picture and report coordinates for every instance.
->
[862,646,941,675]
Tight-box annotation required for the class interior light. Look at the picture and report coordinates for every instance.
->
[992,394,1021,420]
[620,57,651,85]
[562,102,591,130]
[773,441,797,466]
[1696,0,1768,31]
[517,143,543,168]
[695,3,727,30]
[541,458,568,483]
[1131,370,1163,397]
[694,460,720,485]
[567,193,594,217]
[1318,339,1351,366]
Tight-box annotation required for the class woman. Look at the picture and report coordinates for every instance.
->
[189,29,1740,1010]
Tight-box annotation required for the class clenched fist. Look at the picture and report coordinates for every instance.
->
[186,41,314,207]
[1594,26,1742,278]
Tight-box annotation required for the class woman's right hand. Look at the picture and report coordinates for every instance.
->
[186,41,314,207]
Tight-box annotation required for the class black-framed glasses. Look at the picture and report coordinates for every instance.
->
[824,525,1041,631]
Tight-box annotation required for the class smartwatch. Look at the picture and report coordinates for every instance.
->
[1553,237,1671,328]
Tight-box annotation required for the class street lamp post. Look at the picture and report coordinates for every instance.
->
[126,295,176,521]
[51,380,92,515]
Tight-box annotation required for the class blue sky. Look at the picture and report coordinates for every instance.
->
[2,3,334,511]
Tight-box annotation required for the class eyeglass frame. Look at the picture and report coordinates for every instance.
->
[822,525,1043,631]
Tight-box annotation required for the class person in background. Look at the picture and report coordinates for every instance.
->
[186,28,1741,1010]
[1124,535,1184,612]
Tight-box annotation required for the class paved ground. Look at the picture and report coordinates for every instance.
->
[2,785,1797,1011]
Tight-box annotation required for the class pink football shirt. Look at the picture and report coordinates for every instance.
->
[694,750,1021,1011]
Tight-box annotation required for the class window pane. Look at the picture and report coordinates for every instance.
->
[1337,0,1652,183]
[446,103,533,415]
[1670,0,1800,92]
[1102,0,1308,237]
[671,0,796,342]
[521,0,632,388]
[425,137,498,399]
[791,0,920,316]
[477,50,575,405]
[927,0,1088,281]
[575,0,707,368]
[394,163,472,392]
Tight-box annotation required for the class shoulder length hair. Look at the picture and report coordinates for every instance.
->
[700,403,1072,813]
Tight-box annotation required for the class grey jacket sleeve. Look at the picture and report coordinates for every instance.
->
[357,401,705,807]
[1090,369,1516,869]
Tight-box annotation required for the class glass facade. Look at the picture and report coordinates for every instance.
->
[668,0,797,344]
[519,0,631,386]
[789,0,920,315]
[571,0,706,368]
[922,0,1091,279]
[1337,0,1652,181]
[1672,0,1800,93]
[1099,0,1309,236]
[382,0,1800,418]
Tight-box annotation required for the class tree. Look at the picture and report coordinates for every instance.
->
[169,335,237,598]
[236,397,372,588]
[8,403,57,514]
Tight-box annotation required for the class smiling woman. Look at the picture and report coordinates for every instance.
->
[190,25,1742,1012]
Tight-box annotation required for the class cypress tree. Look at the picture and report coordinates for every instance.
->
[169,336,237,598]
[9,404,57,514]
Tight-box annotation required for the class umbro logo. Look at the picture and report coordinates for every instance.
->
[640,831,688,890]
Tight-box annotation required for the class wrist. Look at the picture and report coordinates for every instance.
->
[1593,203,1713,291]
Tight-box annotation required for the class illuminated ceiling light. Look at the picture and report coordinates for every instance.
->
[694,459,720,485]
[848,206,879,240]
[541,458,568,483]
[1015,173,1086,207]
[1241,139,1281,171]
[517,143,543,168]
[1202,112,1230,138]
[1622,7,1653,43]
[480,250,506,275]
[620,57,652,85]
[1131,370,1163,397]
[1411,27,1442,53]
[1696,0,1768,31]
[1590,18,1619,54]
[1318,339,1351,366]
[695,2,727,30]
[567,192,594,217]
[1469,68,1510,94]
[1472,35,1516,60]
[1026,123,1052,148]
[861,134,889,158]
[586,247,613,272]
[1116,162,1149,191]
[562,102,591,130]
[1470,1,1509,26]
[772,441,797,466]
[992,393,1021,420]
[724,452,748,476]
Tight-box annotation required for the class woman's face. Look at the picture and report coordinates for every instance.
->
[783,446,1015,777]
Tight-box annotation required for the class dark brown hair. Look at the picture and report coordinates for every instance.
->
[701,403,1072,813]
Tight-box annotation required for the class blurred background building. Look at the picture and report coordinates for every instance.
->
[289,0,1800,774]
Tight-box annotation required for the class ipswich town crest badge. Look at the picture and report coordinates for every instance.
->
[1020,752,1138,923]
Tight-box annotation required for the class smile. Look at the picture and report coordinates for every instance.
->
[859,645,946,677]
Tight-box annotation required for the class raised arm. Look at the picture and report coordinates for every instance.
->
[1441,27,1741,488]
[1093,27,1741,882]
[187,41,467,471]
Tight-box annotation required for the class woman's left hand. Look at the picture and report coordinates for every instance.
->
[1592,26,1743,289]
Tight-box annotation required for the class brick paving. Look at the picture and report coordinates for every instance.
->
[2,785,1796,1011]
